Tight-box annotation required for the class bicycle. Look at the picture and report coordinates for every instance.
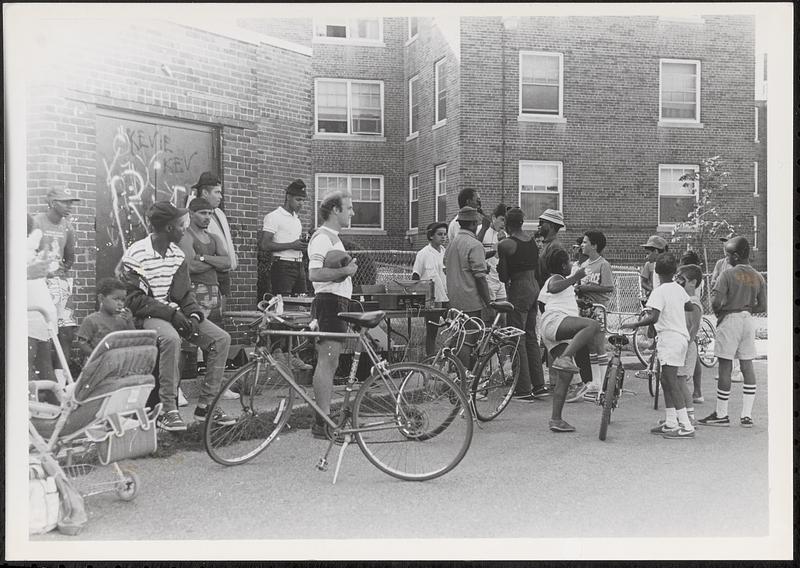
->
[204,297,473,483]
[695,315,718,367]
[422,301,523,422]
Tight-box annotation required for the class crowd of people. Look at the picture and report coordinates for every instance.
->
[27,179,766,439]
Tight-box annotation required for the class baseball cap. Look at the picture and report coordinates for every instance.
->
[640,235,668,250]
[539,209,565,228]
[148,201,189,228]
[191,172,221,190]
[286,179,308,198]
[47,187,81,201]
[188,197,214,212]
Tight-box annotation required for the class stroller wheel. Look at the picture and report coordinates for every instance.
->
[115,469,140,501]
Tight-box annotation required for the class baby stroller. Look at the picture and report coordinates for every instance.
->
[28,306,161,533]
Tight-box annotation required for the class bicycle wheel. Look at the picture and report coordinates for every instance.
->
[422,353,464,393]
[352,362,473,481]
[633,321,656,367]
[697,317,718,367]
[471,342,519,421]
[652,358,661,410]
[204,359,295,466]
[598,361,617,441]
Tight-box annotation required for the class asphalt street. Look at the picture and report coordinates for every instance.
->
[35,357,770,543]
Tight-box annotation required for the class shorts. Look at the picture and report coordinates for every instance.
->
[46,276,77,328]
[193,283,220,318]
[538,310,568,353]
[311,293,350,341]
[678,339,698,377]
[715,311,757,360]
[657,330,689,368]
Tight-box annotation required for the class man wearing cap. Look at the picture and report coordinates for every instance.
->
[536,208,567,288]
[119,201,234,432]
[447,188,491,244]
[33,187,81,371]
[260,179,309,296]
[188,172,237,316]
[413,221,449,355]
[444,206,492,369]
[639,235,669,297]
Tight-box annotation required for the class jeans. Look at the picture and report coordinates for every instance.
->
[507,270,545,394]
[142,317,231,412]
[271,260,307,295]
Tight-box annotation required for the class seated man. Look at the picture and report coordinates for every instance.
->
[118,201,234,432]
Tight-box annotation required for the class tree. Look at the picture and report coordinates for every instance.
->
[669,155,737,272]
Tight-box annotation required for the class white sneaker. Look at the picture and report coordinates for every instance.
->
[178,387,189,407]
[222,388,240,400]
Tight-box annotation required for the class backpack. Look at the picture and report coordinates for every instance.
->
[29,458,60,535]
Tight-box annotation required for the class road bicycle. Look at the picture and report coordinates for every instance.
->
[422,301,523,422]
[204,297,473,483]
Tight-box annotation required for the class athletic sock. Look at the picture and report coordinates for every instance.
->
[742,383,757,418]
[716,387,730,418]
[665,407,678,428]
[676,408,694,431]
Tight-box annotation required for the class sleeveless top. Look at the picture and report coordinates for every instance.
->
[190,232,219,287]
[505,235,539,275]
[538,275,579,317]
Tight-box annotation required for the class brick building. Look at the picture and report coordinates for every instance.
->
[24,14,763,328]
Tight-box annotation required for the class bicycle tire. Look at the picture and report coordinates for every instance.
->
[422,353,465,394]
[204,359,294,466]
[633,320,656,367]
[599,360,617,441]
[653,358,661,410]
[352,362,473,481]
[471,342,519,422]
[697,316,718,368]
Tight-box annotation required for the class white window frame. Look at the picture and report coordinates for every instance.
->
[408,17,419,42]
[659,58,701,124]
[314,78,385,138]
[657,163,700,227]
[753,161,759,196]
[518,160,563,228]
[408,74,420,138]
[409,173,419,230]
[312,18,384,45]
[434,58,447,126]
[435,164,447,222]
[754,107,760,143]
[519,51,564,120]
[752,215,759,250]
[314,173,385,231]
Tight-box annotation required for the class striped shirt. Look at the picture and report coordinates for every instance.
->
[121,237,185,304]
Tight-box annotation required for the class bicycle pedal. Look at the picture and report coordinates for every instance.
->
[316,457,328,471]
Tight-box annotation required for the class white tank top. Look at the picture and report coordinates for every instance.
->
[538,275,579,317]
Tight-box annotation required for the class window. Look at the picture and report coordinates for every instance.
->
[754,107,759,143]
[315,79,384,136]
[658,164,699,225]
[435,164,447,222]
[315,174,383,230]
[408,17,418,40]
[753,162,759,195]
[520,51,563,117]
[752,215,759,250]
[519,161,562,221]
[409,173,419,230]
[314,18,382,43]
[660,59,701,122]
[409,75,420,136]
[434,59,447,124]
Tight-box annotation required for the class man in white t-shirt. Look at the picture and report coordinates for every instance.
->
[307,191,358,440]
[260,179,309,295]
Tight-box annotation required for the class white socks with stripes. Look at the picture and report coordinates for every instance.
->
[742,383,756,419]
[716,387,731,418]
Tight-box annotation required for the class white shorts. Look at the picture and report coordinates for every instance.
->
[678,339,698,377]
[715,312,757,360]
[539,311,568,353]
[657,330,689,368]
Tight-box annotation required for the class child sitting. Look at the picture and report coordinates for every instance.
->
[76,278,134,361]
[622,253,697,439]
[538,249,602,432]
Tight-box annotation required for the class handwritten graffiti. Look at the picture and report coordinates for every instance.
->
[100,125,199,253]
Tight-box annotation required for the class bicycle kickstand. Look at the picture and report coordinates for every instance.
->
[332,435,352,485]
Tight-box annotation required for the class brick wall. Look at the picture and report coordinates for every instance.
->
[460,15,757,267]
[26,19,311,329]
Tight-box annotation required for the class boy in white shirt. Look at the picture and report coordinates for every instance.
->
[623,252,698,439]
[413,222,449,356]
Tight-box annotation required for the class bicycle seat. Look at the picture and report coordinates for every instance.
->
[608,334,629,347]
[337,311,386,329]
[489,300,515,314]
